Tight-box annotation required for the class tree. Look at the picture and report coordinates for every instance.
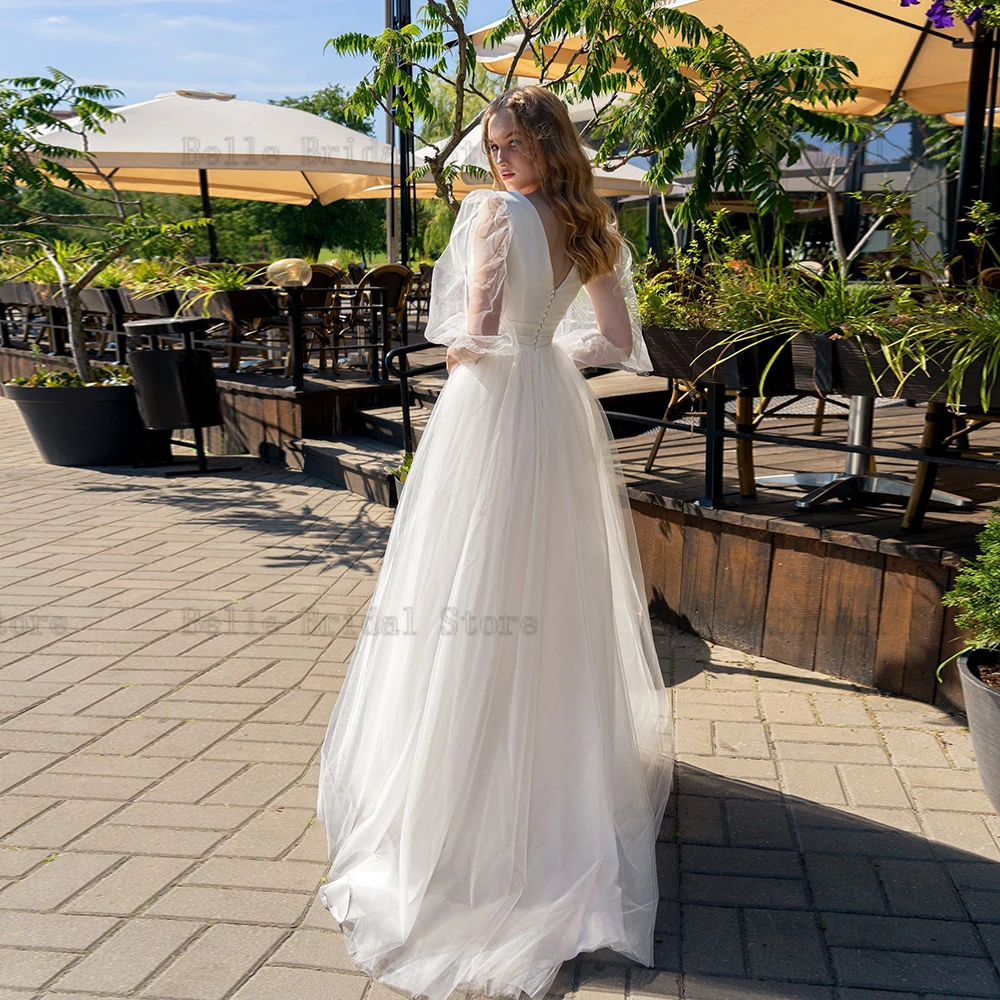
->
[327,0,863,220]
[0,69,204,382]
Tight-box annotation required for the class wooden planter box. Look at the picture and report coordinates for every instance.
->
[79,287,123,316]
[119,288,181,318]
[0,283,35,306]
[177,288,281,325]
[808,333,1000,409]
[642,326,811,396]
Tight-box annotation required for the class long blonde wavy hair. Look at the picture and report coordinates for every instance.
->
[481,86,625,286]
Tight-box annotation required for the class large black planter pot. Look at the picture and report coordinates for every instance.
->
[958,649,1000,816]
[1,383,156,466]
[126,348,222,430]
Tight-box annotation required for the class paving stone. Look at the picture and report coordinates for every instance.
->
[629,969,681,998]
[882,729,952,768]
[922,811,1000,860]
[12,773,153,801]
[772,742,887,764]
[108,802,256,831]
[680,904,743,976]
[778,761,847,805]
[744,909,830,983]
[769,725,879,745]
[181,857,326,893]
[84,719,180,755]
[681,845,801,879]
[760,692,815,725]
[0,848,50,878]
[0,910,116,949]
[681,975,833,999]
[829,947,1000,996]
[911,785,996,813]
[680,872,808,909]
[724,799,794,849]
[216,807,314,859]
[0,851,120,911]
[874,858,966,919]
[677,796,726,846]
[0,795,56,838]
[144,885,311,925]
[713,723,770,759]
[138,760,245,804]
[0,947,78,989]
[2,800,121,849]
[69,824,224,858]
[48,755,181,779]
[838,764,912,809]
[139,923,282,1000]
[811,695,870,727]
[821,911,985,955]
[52,917,201,993]
[270,928,355,971]
[802,855,886,914]
[230,965,367,1000]
[204,763,304,806]
[673,720,713,756]
[64,856,192,915]
[138,721,236,758]
[0,752,63,793]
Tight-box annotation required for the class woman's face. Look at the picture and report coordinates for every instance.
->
[486,109,542,194]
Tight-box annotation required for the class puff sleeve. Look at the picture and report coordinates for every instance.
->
[552,238,653,373]
[423,189,518,359]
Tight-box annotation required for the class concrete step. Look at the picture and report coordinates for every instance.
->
[348,403,432,450]
[287,433,406,507]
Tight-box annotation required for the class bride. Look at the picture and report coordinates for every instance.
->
[316,85,674,1000]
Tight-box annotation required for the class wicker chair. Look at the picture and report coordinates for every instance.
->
[334,263,414,367]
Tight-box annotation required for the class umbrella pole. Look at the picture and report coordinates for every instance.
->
[951,22,995,279]
[199,169,220,263]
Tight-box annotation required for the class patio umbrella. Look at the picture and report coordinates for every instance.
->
[352,126,667,199]
[470,1,976,117]
[34,89,401,257]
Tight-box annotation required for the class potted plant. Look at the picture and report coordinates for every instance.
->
[2,343,169,466]
[941,507,1000,815]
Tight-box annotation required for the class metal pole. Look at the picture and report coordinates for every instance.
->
[288,286,304,392]
[845,394,875,477]
[699,383,726,507]
[951,22,994,276]
[198,169,220,263]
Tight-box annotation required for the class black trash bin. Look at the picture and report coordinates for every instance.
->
[124,317,239,476]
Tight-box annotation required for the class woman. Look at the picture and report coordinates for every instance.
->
[316,86,674,1000]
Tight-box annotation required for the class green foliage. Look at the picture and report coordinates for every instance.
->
[269,83,374,134]
[386,451,413,484]
[0,68,123,199]
[4,343,131,387]
[943,507,1000,653]
[326,0,861,219]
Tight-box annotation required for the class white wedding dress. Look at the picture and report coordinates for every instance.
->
[316,188,674,1000]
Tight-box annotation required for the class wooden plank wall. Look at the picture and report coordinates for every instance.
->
[631,499,968,709]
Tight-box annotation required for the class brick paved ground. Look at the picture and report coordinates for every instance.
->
[0,396,998,1000]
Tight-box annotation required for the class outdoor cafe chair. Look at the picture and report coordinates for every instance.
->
[332,264,414,370]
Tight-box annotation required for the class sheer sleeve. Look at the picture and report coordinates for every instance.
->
[423,189,517,359]
[552,238,652,373]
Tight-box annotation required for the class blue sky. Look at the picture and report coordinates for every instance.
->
[4,0,511,107]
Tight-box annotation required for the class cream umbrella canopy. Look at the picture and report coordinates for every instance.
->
[352,125,668,199]
[34,89,400,257]
[471,1,977,117]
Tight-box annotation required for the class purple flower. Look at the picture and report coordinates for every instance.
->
[899,0,921,6]
[965,5,986,23]
[926,0,955,27]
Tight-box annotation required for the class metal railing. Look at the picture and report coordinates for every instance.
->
[384,342,445,454]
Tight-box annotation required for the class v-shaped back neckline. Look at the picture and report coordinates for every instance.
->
[509,189,576,294]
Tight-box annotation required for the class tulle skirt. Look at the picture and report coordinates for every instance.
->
[316,341,674,1000]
